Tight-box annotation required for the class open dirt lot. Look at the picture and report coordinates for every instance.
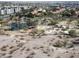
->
[0,31,79,58]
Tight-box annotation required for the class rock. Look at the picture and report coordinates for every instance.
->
[26,52,35,58]
[17,43,24,47]
[9,46,15,49]
[70,55,74,58]
[9,47,18,54]
[63,31,69,35]
[6,55,12,58]
[26,48,30,51]
[0,45,8,51]
[57,35,63,39]
[73,39,79,44]
[65,41,73,48]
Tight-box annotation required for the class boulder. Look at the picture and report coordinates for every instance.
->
[72,39,79,44]
[63,31,69,35]
[65,41,73,48]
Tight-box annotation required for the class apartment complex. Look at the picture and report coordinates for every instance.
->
[0,6,31,15]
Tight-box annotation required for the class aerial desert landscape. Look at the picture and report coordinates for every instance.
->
[0,1,79,58]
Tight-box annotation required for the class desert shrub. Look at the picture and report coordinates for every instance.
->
[35,29,45,37]
[53,39,73,48]
[69,30,76,37]
[53,40,66,47]
[29,29,45,38]
[77,20,79,25]
[48,20,58,25]
[61,9,76,17]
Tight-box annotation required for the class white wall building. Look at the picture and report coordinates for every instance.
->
[1,9,5,15]
[14,7,21,13]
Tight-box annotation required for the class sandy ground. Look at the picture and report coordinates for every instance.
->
[0,31,79,58]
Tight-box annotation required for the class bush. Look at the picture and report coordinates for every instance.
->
[53,40,66,47]
[69,30,76,37]
[53,39,73,48]
[29,29,45,38]
[48,20,58,25]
